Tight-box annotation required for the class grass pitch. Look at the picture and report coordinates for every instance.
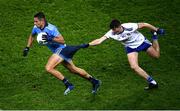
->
[0,0,180,110]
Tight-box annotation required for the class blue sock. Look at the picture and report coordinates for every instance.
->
[152,32,158,40]
[152,35,158,40]
[89,77,98,84]
[79,44,89,48]
[62,78,71,87]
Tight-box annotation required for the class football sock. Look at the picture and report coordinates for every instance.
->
[147,76,157,85]
[89,77,98,84]
[152,32,158,40]
[62,78,72,87]
[79,44,89,48]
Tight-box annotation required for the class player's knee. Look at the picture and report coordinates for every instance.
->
[154,53,160,59]
[45,65,53,72]
[151,53,160,59]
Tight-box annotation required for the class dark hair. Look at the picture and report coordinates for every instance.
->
[110,19,121,29]
[34,12,46,20]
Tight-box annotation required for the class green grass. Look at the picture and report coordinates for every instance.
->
[0,0,180,110]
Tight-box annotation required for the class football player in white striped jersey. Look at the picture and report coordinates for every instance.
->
[89,19,165,90]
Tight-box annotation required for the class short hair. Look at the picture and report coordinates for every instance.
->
[110,19,121,29]
[34,12,46,20]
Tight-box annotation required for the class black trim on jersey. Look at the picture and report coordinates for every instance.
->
[117,26,125,34]
[40,20,48,30]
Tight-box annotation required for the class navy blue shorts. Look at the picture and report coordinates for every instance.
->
[125,41,152,54]
[55,45,81,62]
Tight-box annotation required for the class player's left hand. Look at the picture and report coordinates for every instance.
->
[157,28,165,35]
[23,47,29,57]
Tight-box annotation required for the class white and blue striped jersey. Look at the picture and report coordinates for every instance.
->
[104,23,146,48]
[32,23,65,53]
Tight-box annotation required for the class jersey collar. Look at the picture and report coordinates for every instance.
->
[118,26,125,34]
[113,26,124,35]
[40,20,48,30]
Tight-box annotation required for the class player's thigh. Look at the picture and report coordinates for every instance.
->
[46,54,64,69]
[62,60,78,72]
[146,46,158,58]
[127,52,139,67]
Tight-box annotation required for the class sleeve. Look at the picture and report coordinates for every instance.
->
[31,26,37,36]
[123,23,138,32]
[104,30,112,39]
[131,23,138,31]
[52,26,61,37]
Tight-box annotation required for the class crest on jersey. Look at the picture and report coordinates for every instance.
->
[124,27,133,31]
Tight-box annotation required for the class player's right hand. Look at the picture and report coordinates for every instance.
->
[23,47,29,57]
[42,34,52,42]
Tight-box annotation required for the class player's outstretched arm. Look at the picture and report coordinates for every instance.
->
[23,34,34,57]
[138,23,158,31]
[89,36,107,46]
[138,23,165,35]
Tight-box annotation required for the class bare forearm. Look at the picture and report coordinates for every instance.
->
[53,36,65,44]
[89,36,107,46]
[138,23,158,31]
[89,39,102,46]
[27,35,34,47]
